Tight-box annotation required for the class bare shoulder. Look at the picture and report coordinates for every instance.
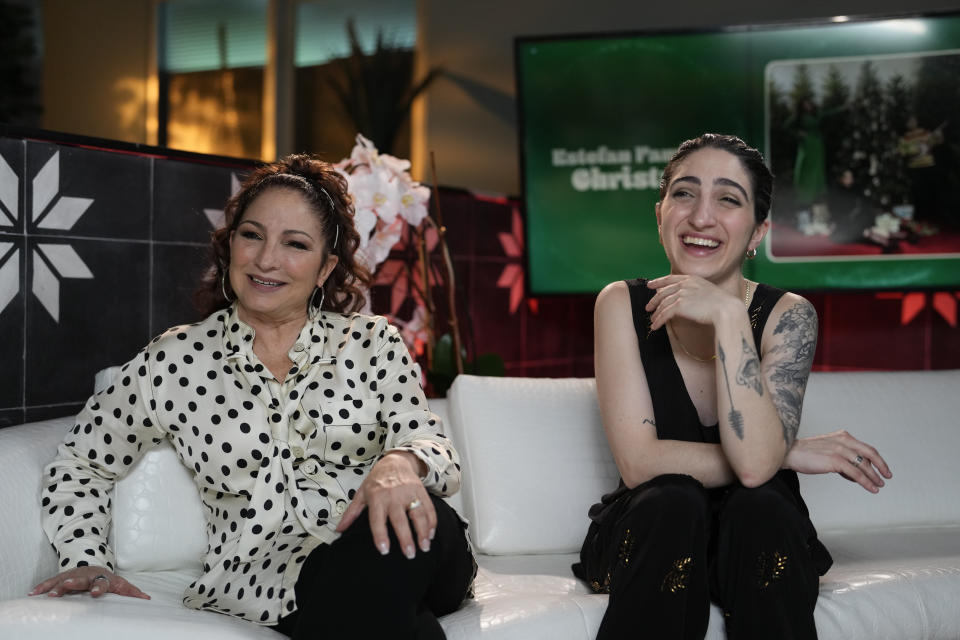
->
[594,281,638,342]
[596,280,630,312]
[763,292,818,352]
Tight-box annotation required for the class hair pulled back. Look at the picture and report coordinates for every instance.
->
[196,154,372,317]
[658,133,774,225]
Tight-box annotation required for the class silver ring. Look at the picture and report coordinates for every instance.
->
[406,499,422,511]
[853,455,864,466]
[92,574,109,583]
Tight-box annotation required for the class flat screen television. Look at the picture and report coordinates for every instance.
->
[516,12,960,294]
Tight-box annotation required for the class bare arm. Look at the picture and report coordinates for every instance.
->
[761,296,819,447]
[594,282,736,489]
[708,293,824,486]
[647,278,813,487]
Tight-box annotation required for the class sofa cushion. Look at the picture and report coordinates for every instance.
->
[798,370,960,532]
[0,419,72,601]
[111,443,207,573]
[0,570,284,640]
[446,376,619,555]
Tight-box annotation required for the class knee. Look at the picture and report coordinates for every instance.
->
[720,480,803,534]
[622,474,709,530]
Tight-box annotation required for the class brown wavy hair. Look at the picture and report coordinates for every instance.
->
[195,154,372,317]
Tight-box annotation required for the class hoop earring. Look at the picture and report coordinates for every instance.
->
[308,286,324,320]
[221,270,233,301]
[746,248,757,260]
[332,224,339,250]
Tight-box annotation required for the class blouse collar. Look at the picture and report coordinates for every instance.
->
[222,303,333,373]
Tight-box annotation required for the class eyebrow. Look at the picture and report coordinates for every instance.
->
[238,219,316,241]
[673,176,750,202]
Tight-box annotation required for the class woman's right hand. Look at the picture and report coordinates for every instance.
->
[784,430,892,494]
[29,566,150,599]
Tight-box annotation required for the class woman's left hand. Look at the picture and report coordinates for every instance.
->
[646,275,742,330]
[784,430,892,493]
[336,451,435,559]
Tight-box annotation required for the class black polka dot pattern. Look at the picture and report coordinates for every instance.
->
[41,306,461,627]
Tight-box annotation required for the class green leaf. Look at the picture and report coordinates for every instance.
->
[469,353,505,377]
[431,333,457,378]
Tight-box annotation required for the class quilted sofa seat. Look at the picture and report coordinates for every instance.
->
[2,370,960,640]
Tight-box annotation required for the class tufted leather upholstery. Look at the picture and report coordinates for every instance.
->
[2,370,959,639]
[446,376,618,555]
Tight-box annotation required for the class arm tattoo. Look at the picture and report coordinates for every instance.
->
[767,301,818,445]
[642,418,656,427]
[736,335,764,396]
[717,344,745,440]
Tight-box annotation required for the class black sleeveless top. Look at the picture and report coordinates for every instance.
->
[587,278,832,575]
[628,277,779,444]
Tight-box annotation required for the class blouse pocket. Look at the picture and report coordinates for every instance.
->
[317,399,385,467]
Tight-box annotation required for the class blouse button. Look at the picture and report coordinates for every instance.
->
[290,445,305,459]
[293,343,305,353]
[301,459,319,475]
[335,501,346,515]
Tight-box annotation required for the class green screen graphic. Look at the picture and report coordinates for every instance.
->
[517,15,960,293]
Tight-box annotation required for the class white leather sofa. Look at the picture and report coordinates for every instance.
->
[2,370,959,639]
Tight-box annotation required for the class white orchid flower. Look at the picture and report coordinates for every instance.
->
[356,217,405,272]
[398,183,430,226]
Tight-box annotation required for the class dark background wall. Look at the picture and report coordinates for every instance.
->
[0,129,249,427]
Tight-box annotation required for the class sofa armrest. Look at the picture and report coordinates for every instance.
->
[0,417,75,601]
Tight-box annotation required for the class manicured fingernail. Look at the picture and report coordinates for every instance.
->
[378,542,389,555]
[420,538,431,552]
[63,578,73,584]
[404,545,415,559]
[429,528,435,540]
[49,590,57,596]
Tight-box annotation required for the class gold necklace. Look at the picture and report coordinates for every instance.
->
[668,281,751,363]
[667,321,715,362]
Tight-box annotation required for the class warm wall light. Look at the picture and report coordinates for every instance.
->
[832,16,850,23]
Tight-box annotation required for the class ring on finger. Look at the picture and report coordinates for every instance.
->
[92,575,109,584]
[853,455,864,467]
[406,498,422,511]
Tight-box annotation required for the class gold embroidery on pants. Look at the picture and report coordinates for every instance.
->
[756,551,788,589]
[590,571,612,594]
[660,556,692,593]
[617,529,635,566]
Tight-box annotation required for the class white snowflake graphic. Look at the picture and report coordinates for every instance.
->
[0,154,20,316]
[0,151,95,321]
[203,172,242,230]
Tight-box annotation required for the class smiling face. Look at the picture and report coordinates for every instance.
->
[228,187,338,325]
[656,147,769,288]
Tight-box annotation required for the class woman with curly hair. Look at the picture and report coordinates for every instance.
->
[33,154,475,639]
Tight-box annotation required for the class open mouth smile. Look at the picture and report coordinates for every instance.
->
[249,275,285,287]
[681,235,720,248]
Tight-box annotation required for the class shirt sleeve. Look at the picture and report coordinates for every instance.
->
[41,346,165,572]
[373,319,461,496]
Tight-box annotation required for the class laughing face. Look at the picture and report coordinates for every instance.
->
[228,187,338,325]
[655,147,768,287]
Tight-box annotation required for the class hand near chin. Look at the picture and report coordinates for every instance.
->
[645,275,740,330]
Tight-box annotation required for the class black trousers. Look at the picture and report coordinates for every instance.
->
[273,494,475,640]
[579,474,820,640]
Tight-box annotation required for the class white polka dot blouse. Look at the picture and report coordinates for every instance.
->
[41,304,462,625]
